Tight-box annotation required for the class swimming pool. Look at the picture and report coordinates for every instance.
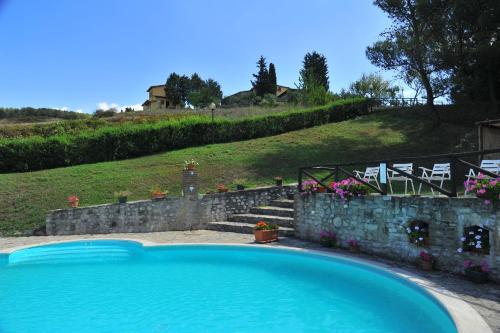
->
[0,240,457,333]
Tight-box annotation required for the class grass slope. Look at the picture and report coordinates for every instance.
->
[0,111,474,235]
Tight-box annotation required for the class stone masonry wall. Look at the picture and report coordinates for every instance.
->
[46,185,296,236]
[295,194,500,282]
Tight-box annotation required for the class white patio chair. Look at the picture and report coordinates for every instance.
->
[417,163,451,195]
[353,166,380,189]
[388,163,415,195]
[464,160,500,195]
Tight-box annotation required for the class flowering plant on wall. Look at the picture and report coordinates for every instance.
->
[457,225,489,254]
[406,221,429,246]
[464,174,499,205]
[319,230,336,247]
[330,178,371,200]
[301,180,320,194]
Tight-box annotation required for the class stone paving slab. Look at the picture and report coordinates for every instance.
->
[0,230,499,332]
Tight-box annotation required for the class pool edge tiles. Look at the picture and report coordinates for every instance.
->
[0,240,493,333]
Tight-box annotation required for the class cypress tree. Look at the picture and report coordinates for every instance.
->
[268,63,277,94]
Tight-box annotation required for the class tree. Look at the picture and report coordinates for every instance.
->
[165,72,189,107]
[349,73,399,99]
[438,0,500,113]
[190,73,205,92]
[366,0,450,125]
[268,63,277,94]
[300,51,329,91]
[251,56,274,97]
[296,71,332,106]
[188,78,223,108]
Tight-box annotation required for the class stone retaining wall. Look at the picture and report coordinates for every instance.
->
[295,194,500,282]
[46,185,296,236]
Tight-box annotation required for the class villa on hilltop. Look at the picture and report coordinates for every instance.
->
[141,85,177,112]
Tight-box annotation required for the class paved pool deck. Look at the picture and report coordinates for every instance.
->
[1,230,499,332]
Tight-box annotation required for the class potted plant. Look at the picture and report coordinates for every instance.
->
[464,175,499,205]
[301,180,319,194]
[330,178,371,200]
[217,184,229,193]
[151,188,168,200]
[233,178,247,191]
[254,221,279,243]
[114,190,131,204]
[463,260,489,283]
[184,159,199,171]
[406,222,429,246]
[348,239,360,253]
[67,195,79,208]
[319,230,336,248]
[274,176,283,187]
[418,251,435,271]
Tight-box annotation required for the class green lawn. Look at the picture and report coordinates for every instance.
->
[0,111,475,235]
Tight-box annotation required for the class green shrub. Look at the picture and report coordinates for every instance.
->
[0,98,367,172]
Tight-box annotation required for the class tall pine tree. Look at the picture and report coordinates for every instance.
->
[268,63,277,94]
[300,52,330,91]
[251,56,271,97]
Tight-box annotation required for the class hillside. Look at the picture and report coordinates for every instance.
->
[0,110,475,236]
[0,107,89,124]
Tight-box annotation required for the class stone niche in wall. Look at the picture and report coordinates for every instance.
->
[406,220,430,247]
[462,225,490,255]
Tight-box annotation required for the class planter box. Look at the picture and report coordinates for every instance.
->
[254,229,278,243]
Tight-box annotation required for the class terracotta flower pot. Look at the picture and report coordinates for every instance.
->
[420,260,433,271]
[254,229,278,243]
[152,193,167,200]
[186,164,195,171]
[317,187,327,193]
[218,188,229,193]
[69,200,79,208]
[465,269,488,283]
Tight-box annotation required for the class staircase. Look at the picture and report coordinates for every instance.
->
[206,199,295,237]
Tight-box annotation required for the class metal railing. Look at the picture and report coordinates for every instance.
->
[298,148,500,197]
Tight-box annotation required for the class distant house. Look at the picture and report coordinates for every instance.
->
[141,85,176,111]
[275,85,296,101]
[222,84,297,106]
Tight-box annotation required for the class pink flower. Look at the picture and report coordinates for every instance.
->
[463,260,473,268]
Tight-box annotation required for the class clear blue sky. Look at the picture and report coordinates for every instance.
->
[0,0,397,113]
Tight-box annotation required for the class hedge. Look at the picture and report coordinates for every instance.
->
[0,98,368,172]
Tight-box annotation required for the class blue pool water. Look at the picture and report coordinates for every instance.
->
[0,241,457,333]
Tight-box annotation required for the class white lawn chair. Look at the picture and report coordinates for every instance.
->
[354,166,380,189]
[464,160,500,195]
[417,163,451,195]
[388,163,415,195]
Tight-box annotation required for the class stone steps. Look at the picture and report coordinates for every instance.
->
[206,221,295,237]
[269,199,294,209]
[228,213,294,228]
[249,206,294,218]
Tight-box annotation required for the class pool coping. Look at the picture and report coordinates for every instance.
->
[0,238,492,333]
